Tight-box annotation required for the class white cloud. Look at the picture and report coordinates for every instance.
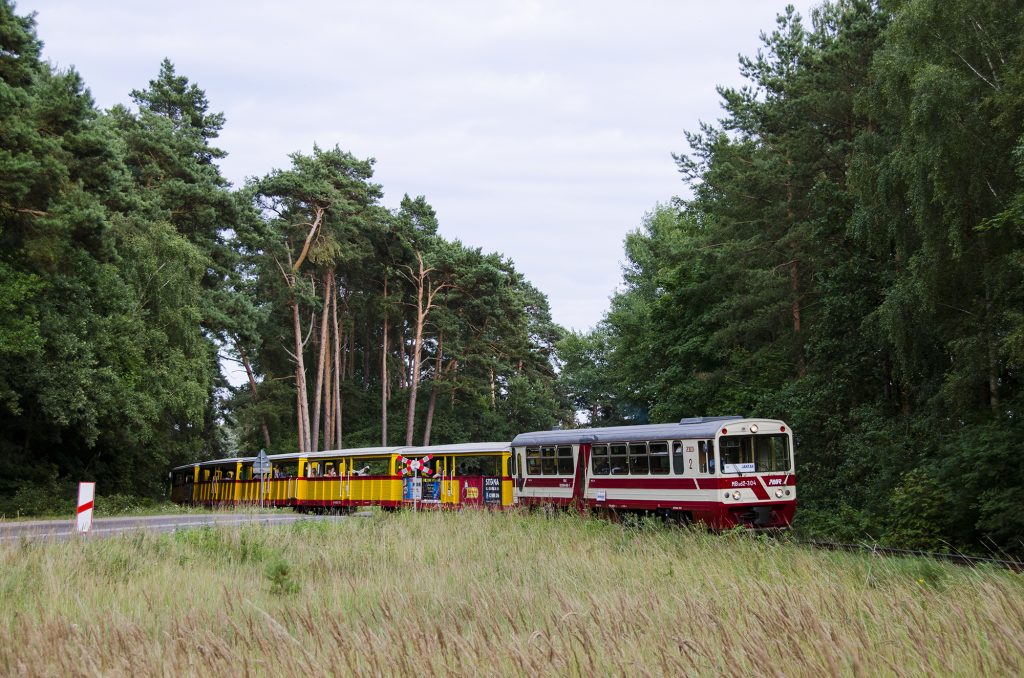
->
[24,0,821,334]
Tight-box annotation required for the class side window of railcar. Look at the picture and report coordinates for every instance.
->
[557,446,574,475]
[446,455,500,476]
[367,458,389,475]
[591,445,609,475]
[629,442,649,475]
[698,440,716,474]
[672,443,685,475]
[526,448,541,475]
[649,442,669,475]
[609,444,628,475]
[541,446,557,475]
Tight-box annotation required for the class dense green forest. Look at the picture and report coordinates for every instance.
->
[0,1,567,514]
[560,0,1024,553]
[3,0,1024,555]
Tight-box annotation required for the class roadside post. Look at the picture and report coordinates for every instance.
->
[254,449,271,509]
[76,482,95,533]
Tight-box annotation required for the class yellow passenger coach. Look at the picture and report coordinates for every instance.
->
[170,442,513,511]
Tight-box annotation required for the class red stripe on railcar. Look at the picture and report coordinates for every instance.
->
[696,475,796,490]
[589,478,698,490]
[524,477,574,488]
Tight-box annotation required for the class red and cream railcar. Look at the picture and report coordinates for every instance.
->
[510,417,795,528]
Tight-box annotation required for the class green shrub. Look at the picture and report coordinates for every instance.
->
[265,558,299,596]
[0,481,75,518]
[882,468,951,551]
[793,503,877,542]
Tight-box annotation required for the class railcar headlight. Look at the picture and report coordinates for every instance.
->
[750,424,758,433]
[732,490,741,500]
[775,489,783,498]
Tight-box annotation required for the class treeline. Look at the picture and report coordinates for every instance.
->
[561,0,1024,553]
[0,2,567,514]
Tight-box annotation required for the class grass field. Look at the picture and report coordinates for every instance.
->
[1,511,1022,677]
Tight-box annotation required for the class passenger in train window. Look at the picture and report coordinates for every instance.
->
[357,465,371,476]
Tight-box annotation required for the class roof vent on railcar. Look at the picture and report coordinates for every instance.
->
[678,416,744,425]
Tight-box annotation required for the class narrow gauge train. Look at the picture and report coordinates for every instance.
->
[170,417,795,528]
[511,417,795,528]
[170,442,514,511]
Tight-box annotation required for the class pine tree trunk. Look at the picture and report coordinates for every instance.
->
[362,325,370,388]
[323,322,333,450]
[422,334,443,446]
[489,367,496,409]
[347,322,356,379]
[238,345,272,450]
[985,285,999,414]
[332,275,343,448]
[789,260,804,378]
[311,276,331,452]
[381,275,389,446]
[405,305,426,446]
[785,166,806,379]
[291,300,311,453]
[399,326,408,388]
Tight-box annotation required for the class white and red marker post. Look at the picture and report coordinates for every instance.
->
[76,482,95,534]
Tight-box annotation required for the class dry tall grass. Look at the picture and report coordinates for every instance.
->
[1,511,1021,677]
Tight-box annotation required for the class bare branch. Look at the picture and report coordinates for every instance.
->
[291,206,324,273]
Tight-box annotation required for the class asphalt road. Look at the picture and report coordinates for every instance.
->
[0,512,358,542]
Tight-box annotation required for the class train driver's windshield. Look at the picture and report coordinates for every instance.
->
[719,435,790,473]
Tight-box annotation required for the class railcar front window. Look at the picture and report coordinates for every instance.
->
[719,435,790,473]
[755,436,790,472]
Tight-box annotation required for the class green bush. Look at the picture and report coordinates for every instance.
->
[265,558,299,595]
[93,494,160,516]
[0,481,75,518]
[882,468,951,551]
[793,503,877,542]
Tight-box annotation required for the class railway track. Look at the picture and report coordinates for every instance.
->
[801,539,1024,573]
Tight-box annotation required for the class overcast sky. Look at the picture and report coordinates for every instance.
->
[23,0,819,334]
